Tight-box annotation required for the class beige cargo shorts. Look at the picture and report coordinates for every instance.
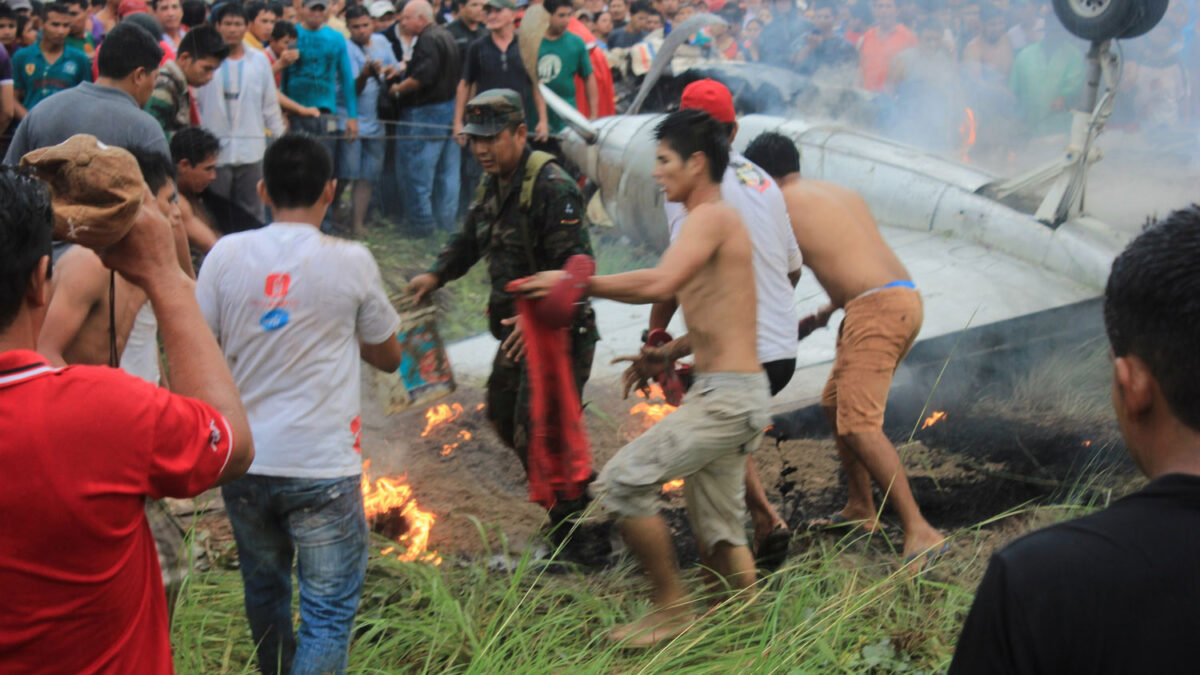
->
[594,371,772,555]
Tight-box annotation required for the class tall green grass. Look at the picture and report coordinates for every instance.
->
[170,502,1092,674]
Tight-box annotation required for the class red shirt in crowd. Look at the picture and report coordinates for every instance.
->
[858,23,918,92]
[0,350,234,674]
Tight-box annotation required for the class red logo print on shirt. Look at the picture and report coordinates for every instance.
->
[351,416,362,453]
[264,273,291,298]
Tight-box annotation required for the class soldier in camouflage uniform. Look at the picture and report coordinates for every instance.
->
[407,89,599,513]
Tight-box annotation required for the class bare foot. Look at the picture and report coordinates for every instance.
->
[901,529,949,571]
[806,506,879,533]
[608,604,697,647]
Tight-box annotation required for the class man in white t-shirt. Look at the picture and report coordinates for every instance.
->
[197,134,401,675]
[649,79,801,569]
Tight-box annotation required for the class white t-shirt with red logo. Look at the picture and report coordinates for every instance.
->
[664,152,801,364]
[197,222,401,478]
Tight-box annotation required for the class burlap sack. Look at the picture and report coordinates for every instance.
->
[20,134,145,249]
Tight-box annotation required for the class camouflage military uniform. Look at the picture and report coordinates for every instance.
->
[430,146,599,472]
[144,60,191,135]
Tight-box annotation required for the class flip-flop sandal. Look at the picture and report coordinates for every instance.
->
[903,541,951,568]
[755,525,791,571]
[806,512,851,529]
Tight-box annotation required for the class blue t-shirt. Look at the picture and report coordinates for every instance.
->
[12,43,92,110]
[338,34,396,137]
[283,25,357,118]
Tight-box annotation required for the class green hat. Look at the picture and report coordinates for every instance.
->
[485,0,517,10]
[461,89,525,137]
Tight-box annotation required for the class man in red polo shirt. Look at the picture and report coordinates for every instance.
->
[858,0,917,92]
[0,166,254,673]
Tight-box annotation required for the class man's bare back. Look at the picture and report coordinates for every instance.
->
[39,246,148,367]
[779,178,909,309]
[671,201,760,374]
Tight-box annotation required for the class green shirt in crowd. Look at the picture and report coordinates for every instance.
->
[12,43,92,111]
[1009,40,1085,138]
[536,32,591,133]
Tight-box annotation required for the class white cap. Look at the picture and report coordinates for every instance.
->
[368,0,396,18]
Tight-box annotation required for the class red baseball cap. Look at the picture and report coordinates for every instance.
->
[117,0,150,17]
[679,79,736,124]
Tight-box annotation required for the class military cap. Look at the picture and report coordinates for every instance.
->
[461,89,526,137]
[485,0,517,10]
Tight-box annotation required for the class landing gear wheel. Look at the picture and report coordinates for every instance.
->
[1119,0,1169,39]
[1052,0,1136,41]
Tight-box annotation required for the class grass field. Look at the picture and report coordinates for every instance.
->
[171,501,1106,674]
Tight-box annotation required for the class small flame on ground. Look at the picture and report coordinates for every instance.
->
[421,403,463,437]
[629,383,678,426]
[440,430,472,456]
[1083,440,1092,447]
[921,411,948,430]
[662,478,684,494]
[476,403,485,411]
[361,459,442,565]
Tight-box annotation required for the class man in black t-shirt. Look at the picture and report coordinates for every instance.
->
[950,206,1200,674]
[445,0,487,55]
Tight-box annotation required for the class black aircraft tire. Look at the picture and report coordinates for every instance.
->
[1052,0,1137,41]
[1119,0,1169,39]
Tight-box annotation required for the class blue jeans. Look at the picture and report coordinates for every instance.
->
[395,99,460,234]
[223,474,368,675]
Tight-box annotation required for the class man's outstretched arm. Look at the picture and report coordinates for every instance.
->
[587,205,723,304]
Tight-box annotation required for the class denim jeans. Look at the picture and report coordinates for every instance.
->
[223,474,368,675]
[395,99,460,234]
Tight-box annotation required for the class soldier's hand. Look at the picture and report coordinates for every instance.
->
[500,316,525,362]
[407,273,439,304]
[515,270,566,299]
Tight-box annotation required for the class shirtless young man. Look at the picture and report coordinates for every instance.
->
[38,148,189,371]
[743,132,946,565]
[519,109,770,646]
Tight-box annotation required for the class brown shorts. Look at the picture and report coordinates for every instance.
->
[821,287,923,434]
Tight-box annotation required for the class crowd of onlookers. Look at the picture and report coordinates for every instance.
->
[1,0,1197,236]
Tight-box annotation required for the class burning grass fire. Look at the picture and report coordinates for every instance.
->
[922,411,948,430]
[360,459,442,565]
[421,403,463,437]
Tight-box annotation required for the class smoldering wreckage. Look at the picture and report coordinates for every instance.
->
[280,0,1174,568]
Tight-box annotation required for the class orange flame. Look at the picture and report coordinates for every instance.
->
[440,430,473,457]
[662,478,684,494]
[360,460,442,565]
[476,403,485,411]
[421,403,463,437]
[921,411,947,430]
[1083,440,1092,447]
[959,107,977,163]
[629,383,678,425]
